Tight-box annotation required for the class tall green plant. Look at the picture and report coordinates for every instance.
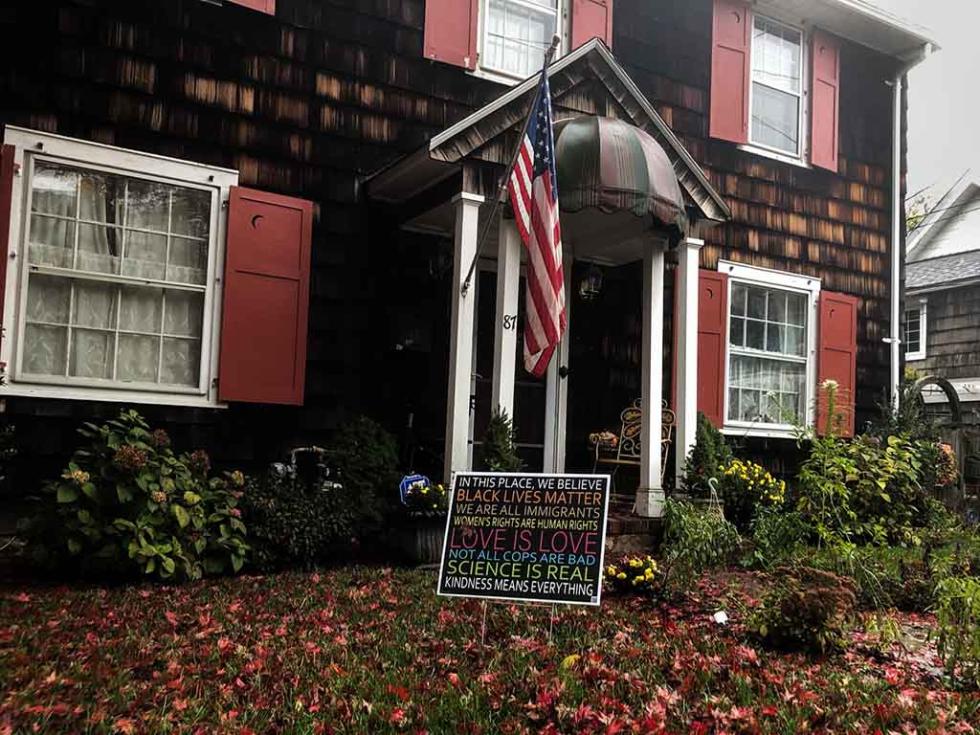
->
[662,498,740,585]
[21,410,247,581]
[935,576,980,688]
[682,412,733,495]
[481,409,524,472]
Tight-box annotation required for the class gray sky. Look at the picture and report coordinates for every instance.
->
[873,0,979,198]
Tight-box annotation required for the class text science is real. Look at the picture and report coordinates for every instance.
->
[437,472,611,606]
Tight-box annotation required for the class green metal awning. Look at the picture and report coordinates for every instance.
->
[555,116,688,243]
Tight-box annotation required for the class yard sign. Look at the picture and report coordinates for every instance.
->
[437,472,611,606]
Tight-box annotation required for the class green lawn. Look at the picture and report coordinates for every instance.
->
[1,567,977,733]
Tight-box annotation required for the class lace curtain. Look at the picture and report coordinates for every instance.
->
[23,162,210,388]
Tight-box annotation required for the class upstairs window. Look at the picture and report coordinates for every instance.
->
[750,17,803,157]
[483,0,561,80]
[710,0,841,171]
[423,0,613,80]
[905,301,927,360]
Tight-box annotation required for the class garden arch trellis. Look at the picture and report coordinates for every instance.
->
[908,375,970,513]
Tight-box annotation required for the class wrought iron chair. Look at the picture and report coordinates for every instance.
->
[592,399,675,485]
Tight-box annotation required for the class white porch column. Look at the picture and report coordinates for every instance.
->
[444,192,485,483]
[637,243,666,517]
[675,237,703,482]
[544,254,573,473]
[492,218,521,418]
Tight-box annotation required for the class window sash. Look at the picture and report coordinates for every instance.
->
[749,14,804,157]
[15,154,219,396]
[481,0,560,80]
[723,271,817,431]
[905,306,925,358]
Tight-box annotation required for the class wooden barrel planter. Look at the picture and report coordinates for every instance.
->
[390,513,448,565]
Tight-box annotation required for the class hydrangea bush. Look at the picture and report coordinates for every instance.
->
[21,410,248,582]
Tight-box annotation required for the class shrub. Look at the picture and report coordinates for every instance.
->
[662,498,740,584]
[746,506,808,570]
[604,554,664,596]
[747,565,857,653]
[682,413,733,495]
[481,409,524,472]
[716,458,786,531]
[242,458,354,571]
[797,431,927,547]
[935,576,980,688]
[21,410,247,582]
[324,416,399,522]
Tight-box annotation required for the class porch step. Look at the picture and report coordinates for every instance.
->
[604,508,662,556]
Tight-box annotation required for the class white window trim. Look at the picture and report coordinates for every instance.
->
[471,0,569,85]
[742,12,811,165]
[718,260,821,439]
[1,127,239,408]
[905,298,927,361]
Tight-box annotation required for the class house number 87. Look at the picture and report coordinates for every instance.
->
[502,314,518,331]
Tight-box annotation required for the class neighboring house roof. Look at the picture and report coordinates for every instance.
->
[906,250,980,293]
[908,171,976,259]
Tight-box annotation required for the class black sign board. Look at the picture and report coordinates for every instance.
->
[437,472,611,606]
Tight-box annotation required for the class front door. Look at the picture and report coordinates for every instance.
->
[471,266,549,470]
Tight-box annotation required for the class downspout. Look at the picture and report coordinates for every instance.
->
[888,44,933,413]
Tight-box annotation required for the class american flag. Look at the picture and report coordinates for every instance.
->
[507,73,566,378]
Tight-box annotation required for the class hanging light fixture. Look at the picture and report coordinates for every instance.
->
[578,264,604,301]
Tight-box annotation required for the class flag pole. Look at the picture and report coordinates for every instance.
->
[460,34,561,297]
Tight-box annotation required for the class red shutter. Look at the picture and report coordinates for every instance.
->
[697,269,729,428]
[424,0,480,70]
[0,145,15,351]
[709,0,751,144]
[571,0,614,50]
[810,30,841,172]
[817,291,858,437]
[226,0,276,15]
[219,187,313,406]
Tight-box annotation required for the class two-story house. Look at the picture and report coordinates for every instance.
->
[0,0,935,517]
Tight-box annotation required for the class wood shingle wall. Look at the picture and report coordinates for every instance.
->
[0,0,903,490]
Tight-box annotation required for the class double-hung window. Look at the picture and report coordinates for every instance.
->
[3,128,238,406]
[905,300,927,360]
[750,16,804,158]
[481,0,561,80]
[724,263,819,432]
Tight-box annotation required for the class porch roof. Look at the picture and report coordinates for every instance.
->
[365,40,730,226]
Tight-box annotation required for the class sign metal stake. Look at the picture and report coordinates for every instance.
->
[480,600,488,647]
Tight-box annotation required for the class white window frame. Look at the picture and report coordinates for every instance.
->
[739,12,811,168]
[905,298,927,361]
[719,261,821,439]
[474,0,568,85]
[1,127,239,408]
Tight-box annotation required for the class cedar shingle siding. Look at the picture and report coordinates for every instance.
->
[0,0,903,490]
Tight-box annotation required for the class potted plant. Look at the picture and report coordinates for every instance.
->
[390,475,449,565]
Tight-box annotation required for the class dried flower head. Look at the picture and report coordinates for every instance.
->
[113,445,148,473]
[151,429,171,449]
[188,449,211,476]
